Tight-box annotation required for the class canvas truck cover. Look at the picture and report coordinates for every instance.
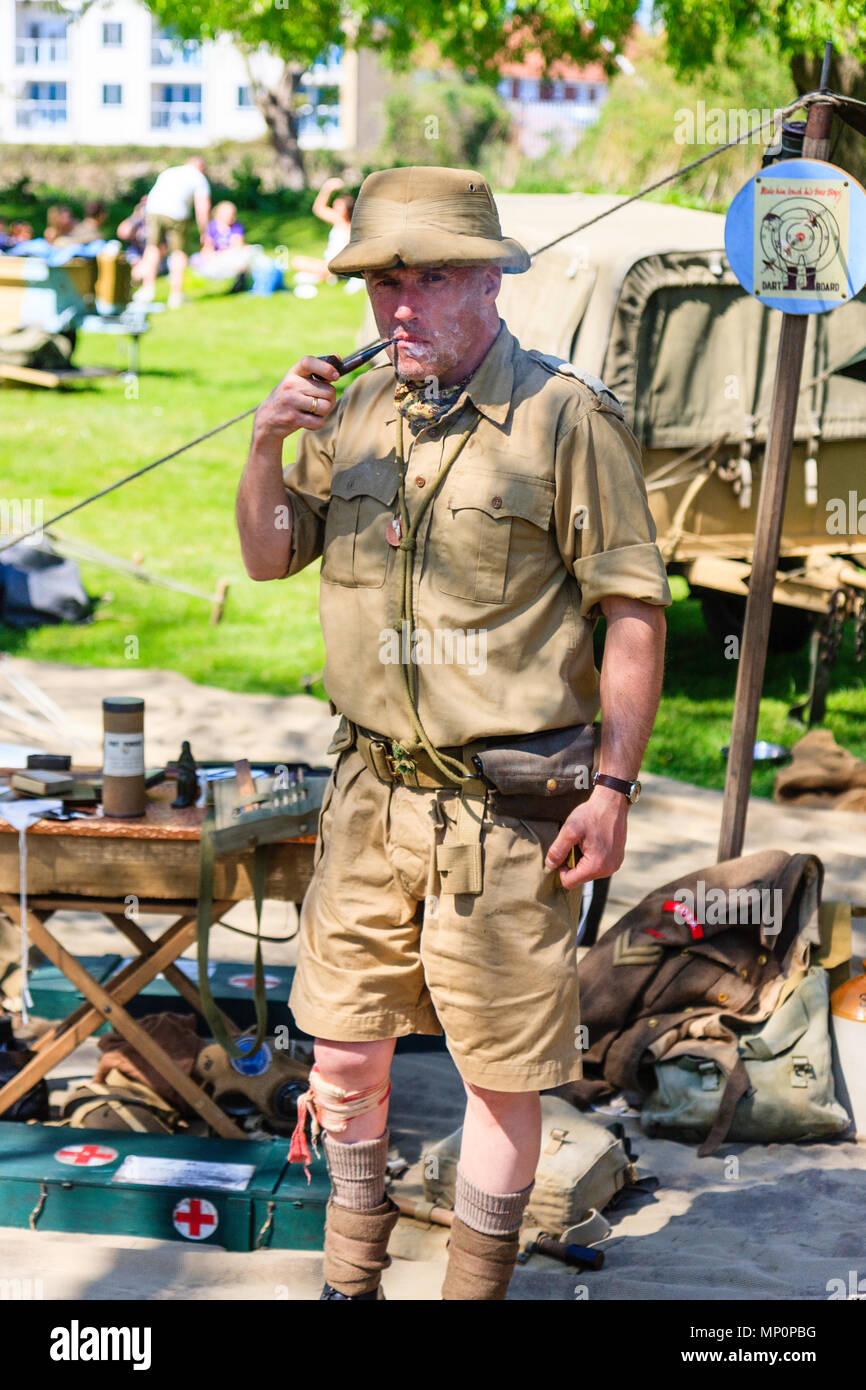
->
[493,193,866,451]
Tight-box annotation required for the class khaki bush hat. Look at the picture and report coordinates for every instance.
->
[328,165,531,276]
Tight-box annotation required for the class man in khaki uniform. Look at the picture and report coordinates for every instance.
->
[236,166,670,1300]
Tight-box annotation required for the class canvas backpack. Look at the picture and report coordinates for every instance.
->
[640,967,851,1144]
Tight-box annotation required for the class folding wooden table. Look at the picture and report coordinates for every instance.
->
[0,780,317,1140]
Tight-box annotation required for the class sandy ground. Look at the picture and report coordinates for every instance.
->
[1,657,865,1301]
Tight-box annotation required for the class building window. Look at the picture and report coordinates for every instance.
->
[152,30,202,67]
[237,85,253,108]
[102,22,123,47]
[510,78,520,100]
[15,25,68,66]
[539,80,554,101]
[587,86,598,103]
[102,84,122,105]
[564,83,577,102]
[17,80,67,127]
[151,83,203,129]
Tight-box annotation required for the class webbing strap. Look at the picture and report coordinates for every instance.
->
[392,409,488,894]
[393,409,481,785]
[196,809,268,1060]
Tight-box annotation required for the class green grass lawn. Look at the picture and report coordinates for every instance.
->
[2,273,864,796]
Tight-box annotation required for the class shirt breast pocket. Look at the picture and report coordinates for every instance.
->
[322,458,400,589]
[433,471,555,604]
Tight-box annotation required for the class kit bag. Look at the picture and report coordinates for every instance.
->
[423,1095,645,1232]
[641,967,851,1144]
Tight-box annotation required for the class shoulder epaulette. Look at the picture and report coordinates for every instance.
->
[527,350,624,418]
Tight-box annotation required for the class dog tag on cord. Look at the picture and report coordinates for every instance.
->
[386,515,403,546]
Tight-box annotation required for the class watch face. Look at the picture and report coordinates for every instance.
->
[628,780,642,805]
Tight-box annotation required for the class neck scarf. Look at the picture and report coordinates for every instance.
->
[394,372,473,430]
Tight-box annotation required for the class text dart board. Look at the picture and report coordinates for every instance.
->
[725,158,866,314]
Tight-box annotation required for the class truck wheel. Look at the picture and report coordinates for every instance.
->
[694,588,815,654]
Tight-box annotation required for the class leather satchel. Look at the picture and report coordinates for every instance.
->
[472,723,600,821]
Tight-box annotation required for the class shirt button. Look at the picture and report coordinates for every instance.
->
[546,778,558,791]
[491,496,502,509]
[415,475,426,487]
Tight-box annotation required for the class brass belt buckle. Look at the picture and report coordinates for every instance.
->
[387,742,417,783]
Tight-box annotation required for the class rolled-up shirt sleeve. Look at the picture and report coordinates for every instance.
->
[554,401,672,620]
[280,400,342,578]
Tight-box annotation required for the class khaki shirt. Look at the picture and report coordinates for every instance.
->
[281,319,671,747]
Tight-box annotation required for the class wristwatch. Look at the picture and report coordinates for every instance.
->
[593,771,641,805]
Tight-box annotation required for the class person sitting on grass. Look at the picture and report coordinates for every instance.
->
[69,200,109,245]
[203,201,245,255]
[43,205,78,246]
[190,200,253,292]
[8,221,35,246]
[291,176,355,284]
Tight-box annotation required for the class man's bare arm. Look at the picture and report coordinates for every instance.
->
[235,356,339,581]
[545,595,667,887]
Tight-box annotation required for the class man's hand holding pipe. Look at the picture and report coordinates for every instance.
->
[236,356,339,581]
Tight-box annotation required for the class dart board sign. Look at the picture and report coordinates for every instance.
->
[724,158,866,314]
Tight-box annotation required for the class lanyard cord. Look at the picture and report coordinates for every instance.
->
[393,408,481,786]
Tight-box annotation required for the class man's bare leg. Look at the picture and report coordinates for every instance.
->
[442,1084,540,1300]
[314,1038,399,1300]
[167,250,187,306]
[460,1084,541,1190]
[136,243,161,300]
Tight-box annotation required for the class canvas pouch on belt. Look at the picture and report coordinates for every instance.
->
[326,716,599,895]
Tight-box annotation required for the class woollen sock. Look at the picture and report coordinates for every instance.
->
[322,1130,389,1211]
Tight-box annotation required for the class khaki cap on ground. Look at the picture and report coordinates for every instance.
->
[328,165,531,276]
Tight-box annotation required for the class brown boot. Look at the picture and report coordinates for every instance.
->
[441,1217,521,1301]
[321,1195,400,1298]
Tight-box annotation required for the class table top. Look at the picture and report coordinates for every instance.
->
[0,779,315,846]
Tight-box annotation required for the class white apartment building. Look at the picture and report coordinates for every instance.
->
[496,54,609,156]
[0,0,346,147]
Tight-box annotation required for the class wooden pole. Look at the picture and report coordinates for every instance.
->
[717,89,835,862]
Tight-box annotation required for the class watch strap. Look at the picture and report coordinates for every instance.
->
[593,772,635,798]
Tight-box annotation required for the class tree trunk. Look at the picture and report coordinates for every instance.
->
[257,63,308,190]
[790,50,866,185]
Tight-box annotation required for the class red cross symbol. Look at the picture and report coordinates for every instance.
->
[55,1144,118,1167]
[229,973,279,991]
[173,1197,218,1240]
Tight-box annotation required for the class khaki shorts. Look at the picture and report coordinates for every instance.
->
[289,748,584,1092]
[145,213,192,254]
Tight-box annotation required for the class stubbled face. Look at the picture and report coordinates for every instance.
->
[365,265,502,385]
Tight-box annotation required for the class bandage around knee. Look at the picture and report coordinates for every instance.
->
[288,1063,391,1173]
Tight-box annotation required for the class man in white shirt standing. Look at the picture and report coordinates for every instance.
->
[135,155,211,309]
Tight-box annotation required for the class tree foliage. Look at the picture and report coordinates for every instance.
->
[137,0,865,186]
[656,0,866,76]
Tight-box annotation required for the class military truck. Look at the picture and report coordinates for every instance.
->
[493,192,866,710]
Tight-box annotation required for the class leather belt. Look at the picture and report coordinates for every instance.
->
[353,723,479,789]
[350,721,589,823]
